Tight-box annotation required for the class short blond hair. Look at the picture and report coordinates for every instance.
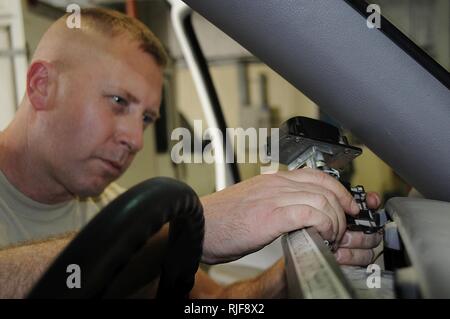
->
[63,8,168,67]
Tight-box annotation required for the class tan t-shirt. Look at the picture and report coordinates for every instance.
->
[0,170,126,248]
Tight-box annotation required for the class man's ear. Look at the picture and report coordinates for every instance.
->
[26,61,57,111]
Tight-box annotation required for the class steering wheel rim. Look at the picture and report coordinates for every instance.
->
[27,177,204,299]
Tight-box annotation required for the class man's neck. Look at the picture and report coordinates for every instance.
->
[0,124,75,205]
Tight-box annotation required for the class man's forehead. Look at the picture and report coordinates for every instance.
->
[42,25,157,74]
[93,34,162,77]
[41,25,164,108]
[72,32,163,86]
[102,53,163,100]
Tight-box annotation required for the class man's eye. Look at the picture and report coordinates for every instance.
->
[143,113,154,126]
[111,95,128,107]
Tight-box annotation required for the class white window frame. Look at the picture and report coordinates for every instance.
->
[0,0,27,130]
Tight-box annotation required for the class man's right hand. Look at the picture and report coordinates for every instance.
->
[200,168,360,264]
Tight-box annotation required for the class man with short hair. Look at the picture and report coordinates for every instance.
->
[0,8,382,298]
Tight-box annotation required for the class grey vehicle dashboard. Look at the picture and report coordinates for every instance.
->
[386,197,450,298]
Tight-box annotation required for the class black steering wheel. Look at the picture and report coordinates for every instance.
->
[27,177,204,298]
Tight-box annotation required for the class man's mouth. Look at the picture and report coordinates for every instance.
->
[99,158,123,175]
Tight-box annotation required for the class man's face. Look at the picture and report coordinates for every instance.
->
[40,34,163,198]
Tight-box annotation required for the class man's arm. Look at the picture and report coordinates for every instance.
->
[0,233,75,299]
[190,259,286,299]
[200,168,382,266]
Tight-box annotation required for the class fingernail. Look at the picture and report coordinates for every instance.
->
[340,232,351,247]
[334,250,341,262]
[351,200,360,214]
[375,196,381,208]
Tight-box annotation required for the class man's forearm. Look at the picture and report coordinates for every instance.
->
[191,259,286,299]
[218,259,286,299]
[0,233,75,298]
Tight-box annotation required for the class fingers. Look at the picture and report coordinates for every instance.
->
[272,186,346,241]
[338,231,383,249]
[334,230,383,266]
[267,171,382,246]
[273,204,335,241]
[334,248,374,266]
[299,184,347,242]
[366,192,381,209]
[276,168,359,215]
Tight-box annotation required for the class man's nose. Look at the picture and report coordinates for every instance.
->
[117,118,144,153]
